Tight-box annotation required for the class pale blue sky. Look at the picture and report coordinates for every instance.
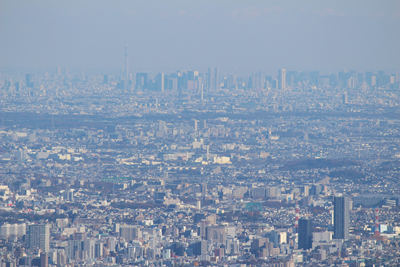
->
[0,0,399,73]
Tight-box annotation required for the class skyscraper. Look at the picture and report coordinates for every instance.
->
[309,71,319,86]
[15,82,20,92]
[343,92,348,104]
[125,44,129,91]
[192,119,198,132]
[192,240,207,255]
[278,69,286,90]
[136,73,148,90]
[206,68,213,89]
[298,218,312,249]
[155,73,165,92]
[214,68,219,89]
[206,68,219,90]
[103,74,109,84]
[29,224,50,252]
[40,252,48,267]
[201,183,207,195]
[26,74,35,88]
[159,120,166,132]
[334,196,350,240]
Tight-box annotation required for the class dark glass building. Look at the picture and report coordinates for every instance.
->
[298,218,313,250]
[334,196,350,240]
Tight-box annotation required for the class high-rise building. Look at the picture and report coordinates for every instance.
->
[278,69,286,90]
[226,237,239,255]
[365,71,373,86]
[214,68,219,89]
[0,223,26,237]
[40,252,48,267]
[163,73,169,90]
[192,119,198,132]
[107,125,116,134]
[136,73,148,90]
[169,77,178,91]
[206,68,213,89]
[255,71,263,89]
[29,224,50,252]
[192,240,208,255]
[206,226,226,244]
[309,71,319,86]
[125,44,129,91]
[301,185,309,196]
[63,189,74,202]
[343,92,348,104]
[347,77,355,88]
[159,120,166,132]
[247,76,253,90]
[15,82,20,92]
[201,183,207,195]
[357,73,364,86]
[155,73,165,92]
[199,119,207,129]
[371,75,377,86]
[120,225,142,242]
[103,75,109,84]
[251,187,266,198]
[272,79,279,90]
[298,218,312,249]
[187,70,198,81]
[286,71,298,86]
[390,74,395,84]
[334,196,350,240]
[26,74,35,88]
[207,68,219,90]
[266,187,276,198]
[251,237,268,252]
[311,184,322,196]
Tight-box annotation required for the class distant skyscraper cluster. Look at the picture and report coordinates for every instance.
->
[115,68,397,94]
[8,51,398,96]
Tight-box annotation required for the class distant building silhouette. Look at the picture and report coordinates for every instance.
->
[278,69,286,90]
[26,74,35,88]
[207,68,219,90]
[136,73,148,90]
[125,44,129,91]
[103,74,109,84]
[155,73,165,92]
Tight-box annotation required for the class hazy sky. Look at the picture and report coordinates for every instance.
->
[1,0,399,73]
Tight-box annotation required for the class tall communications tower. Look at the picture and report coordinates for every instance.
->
[125,44,129,91]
